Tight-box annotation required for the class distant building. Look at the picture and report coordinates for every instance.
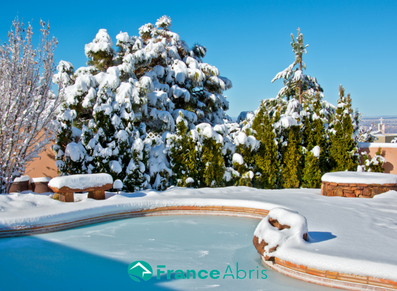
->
[373,118,397,143]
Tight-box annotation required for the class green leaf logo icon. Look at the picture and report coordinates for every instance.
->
[128,261,153,282]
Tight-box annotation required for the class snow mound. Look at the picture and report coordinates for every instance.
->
[254,208,308,258]
[49,174,113,190]
[322,171,397,184]
[113,179,123,190]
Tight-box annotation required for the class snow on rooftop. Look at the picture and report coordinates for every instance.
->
[322,171,397,184]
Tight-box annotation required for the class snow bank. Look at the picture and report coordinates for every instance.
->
[48,174,113,189]
[322,171,397,184]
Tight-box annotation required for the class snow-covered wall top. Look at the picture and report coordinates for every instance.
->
[49,174,113,189]
[359,142,397,148]
[321,171,397,184]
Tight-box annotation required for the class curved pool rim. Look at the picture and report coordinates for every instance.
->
[0,204,396,291]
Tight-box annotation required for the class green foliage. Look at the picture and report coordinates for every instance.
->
[301,150,322,188]
[169,116,200,187]
[280,126,303,188]
[361,148,385,173]
[252,104,279,189]
[329,85,359,171]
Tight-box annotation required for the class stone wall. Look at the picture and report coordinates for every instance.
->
[321,181,397,198]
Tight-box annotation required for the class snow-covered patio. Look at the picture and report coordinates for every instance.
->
[1,187,397,290]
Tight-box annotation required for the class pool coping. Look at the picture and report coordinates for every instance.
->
[1,204,396,291]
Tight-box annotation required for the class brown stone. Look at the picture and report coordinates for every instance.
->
[87,190,105,200]
[268,218,291,230]
[363,187,371,196]
[335,187,343,196]
[354,190,363,196]
[253,235,268,256]
[303,233,308,241]
[344,190,356,198]
[59,192,74,202]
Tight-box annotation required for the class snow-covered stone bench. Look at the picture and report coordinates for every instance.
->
[48,174,113,202]
[321,171,397,198]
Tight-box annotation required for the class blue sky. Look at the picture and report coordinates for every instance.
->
[2,0,396,118]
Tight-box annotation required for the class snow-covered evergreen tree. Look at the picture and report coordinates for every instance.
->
[271,28,323,104]
[53,16,233,191]
[329,85,359,171]
[252,105,279,189]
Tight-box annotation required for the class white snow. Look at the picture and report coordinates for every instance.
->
[113,179,123,190]
[48,173,113,190]
[13,175,30,182]
[30,177,51,183]
[311,145,320,158]
[185,177,194,184]
[232,153,244,165]
[1,187,397,282]
[322,171,397,184]
[65,142,86,162]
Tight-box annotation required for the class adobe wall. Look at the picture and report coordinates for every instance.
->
[24,141,57,179]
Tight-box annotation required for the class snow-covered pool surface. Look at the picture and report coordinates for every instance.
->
[321,171,397,184]
[1,186,397,283]
[0,215,334,291]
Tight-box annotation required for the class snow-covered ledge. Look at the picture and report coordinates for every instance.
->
[321,171,397,198]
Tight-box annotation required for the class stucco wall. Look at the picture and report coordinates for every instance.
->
[24,141,57,179]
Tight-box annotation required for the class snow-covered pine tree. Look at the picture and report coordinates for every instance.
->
[85,29,115,72]
[329,85,359,171]
[271,28,323,104]
[301,93,328,187]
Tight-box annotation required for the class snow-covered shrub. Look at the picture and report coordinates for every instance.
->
[53,16,233,192]
[360,148,386,173]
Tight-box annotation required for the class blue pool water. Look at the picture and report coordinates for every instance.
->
[0,215,334,290]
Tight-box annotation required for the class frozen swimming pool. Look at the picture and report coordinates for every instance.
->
[0,215,334,290]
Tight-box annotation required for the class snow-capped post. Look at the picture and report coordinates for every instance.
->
[0,17,60,193]
[113,179,123,194]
